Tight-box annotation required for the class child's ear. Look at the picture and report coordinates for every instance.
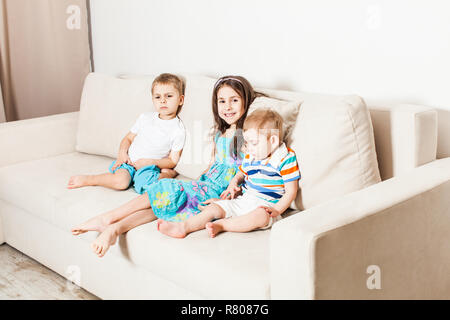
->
[270,135,279,148]
[179,95,185,106]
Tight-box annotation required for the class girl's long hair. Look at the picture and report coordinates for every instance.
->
[211,75,258,161]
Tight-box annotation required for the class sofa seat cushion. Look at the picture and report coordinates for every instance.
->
[0,152,273,299]
[107,218,271,299]
[0,152,140,230]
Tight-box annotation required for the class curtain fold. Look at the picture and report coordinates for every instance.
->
[0,0,12,122]
[0,0,91,122]
[0,82,5,122]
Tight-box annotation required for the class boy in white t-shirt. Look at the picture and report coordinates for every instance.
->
[67,73,186,194]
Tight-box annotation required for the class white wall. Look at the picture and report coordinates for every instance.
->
[89,0,450,157]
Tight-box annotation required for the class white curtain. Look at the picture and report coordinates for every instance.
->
[0,0,91,122]
[0,0,7,123]
[0,83,5,123]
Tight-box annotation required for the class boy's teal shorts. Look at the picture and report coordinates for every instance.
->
[108,160,160,194]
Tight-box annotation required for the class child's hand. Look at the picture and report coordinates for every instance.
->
[220,185,241,200]
[112,153,132,171]
[132,159,154,170]
[258,206,281,217]
[197,198,220,211]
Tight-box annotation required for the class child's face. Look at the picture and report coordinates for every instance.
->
[152,83,184,118]
[217,85,244,126]
[243,128,280,160]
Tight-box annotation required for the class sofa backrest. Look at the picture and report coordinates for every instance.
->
[76,72,437,211]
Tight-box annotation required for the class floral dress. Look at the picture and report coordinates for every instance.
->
[144,133,243,222]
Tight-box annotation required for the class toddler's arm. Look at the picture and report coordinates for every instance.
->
[111,132,136,171]
[259,180,298,218]
[220,171,245,199]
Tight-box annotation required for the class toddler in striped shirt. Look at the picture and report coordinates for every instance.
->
[160,108,301,238]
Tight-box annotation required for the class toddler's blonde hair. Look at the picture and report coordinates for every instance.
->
[243,108,284,142]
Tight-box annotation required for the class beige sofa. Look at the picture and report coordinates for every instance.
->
[0,73,449,299]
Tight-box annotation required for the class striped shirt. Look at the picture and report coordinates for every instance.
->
[239,143,301,203]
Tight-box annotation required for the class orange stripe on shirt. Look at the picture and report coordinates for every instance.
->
[261,184,285,188]
[280,165,299,176]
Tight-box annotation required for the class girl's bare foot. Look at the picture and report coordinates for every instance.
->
[91,225,119,258]
[71,215,110,235]
[205,222,224,238]
[158,220,187,238]
[67,175,91,189]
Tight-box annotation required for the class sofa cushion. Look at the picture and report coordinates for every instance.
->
[256,88,381,210]
[247,96,302,145]
[0,152,140,229]
[0,152,272,299]
[120,220,271,299]
[76,73,157,159]
[293,94,381,210]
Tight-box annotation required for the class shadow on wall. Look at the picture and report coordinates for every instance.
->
[437,108,450,159]
[369,109,393,181]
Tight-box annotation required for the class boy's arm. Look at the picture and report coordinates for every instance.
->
[260,180,298,217]
[132,149,183,170]
[111,132,136,170]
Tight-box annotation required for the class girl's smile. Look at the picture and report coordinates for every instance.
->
[217,85,244,125]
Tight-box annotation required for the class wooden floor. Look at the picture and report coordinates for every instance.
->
[0,244,98,300]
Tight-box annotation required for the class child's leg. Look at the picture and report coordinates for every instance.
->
[158,203,226,238]
[158,168,178,179]
[71,193,151,235]
[67,169,131,190]
[206,207,270,238]
[92,208,157,257]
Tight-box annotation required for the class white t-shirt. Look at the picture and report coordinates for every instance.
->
[128,112,186,163]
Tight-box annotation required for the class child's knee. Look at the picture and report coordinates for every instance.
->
[112,174,130,190]
[209,203,226,219]
[252,208,271,227]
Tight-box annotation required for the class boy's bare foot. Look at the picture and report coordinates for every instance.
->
[159,168,177,180]
[67,175,91,189]
[205,222,223,238]
[91,225,118,258]
[71,215,110,235]
[158,220,187,238]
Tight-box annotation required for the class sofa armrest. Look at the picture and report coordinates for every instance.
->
[270,157,450,299]
[0,112,79,168]
[369,104,438,180]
